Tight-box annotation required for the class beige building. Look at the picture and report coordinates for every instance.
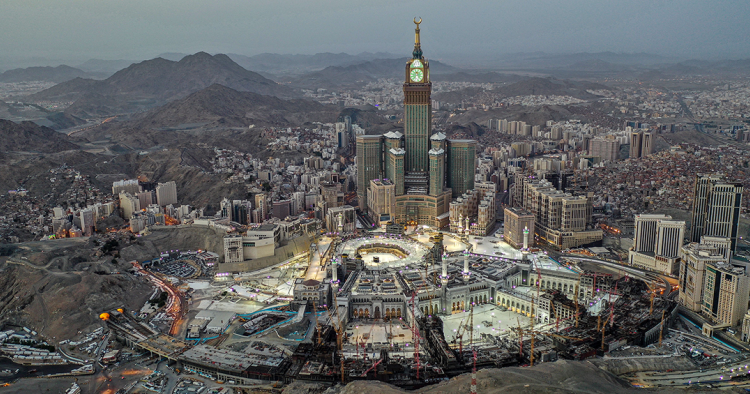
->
[449,181,496,236]
[155,181,177,206]
[518,178,601,249]
[367,179,396,227]
[119,192,140,220]
[504,207,535,249]
[589,136,620,162]
[320,181,343,217]
[702,260,750,327]
[628,214,685,275]
[678,240,730,312]
[326,205,356,234]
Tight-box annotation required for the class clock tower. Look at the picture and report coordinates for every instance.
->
[403,18,431,177]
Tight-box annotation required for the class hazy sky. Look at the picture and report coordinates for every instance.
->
[2,0,749,65]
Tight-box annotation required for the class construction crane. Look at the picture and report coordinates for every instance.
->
[550,300,559,332]
[409,292,421,380]
[326,288,346,383]
[451,315,468,355]
[529,268,542,366]
[470,343,478,394]
[600,306,615,351]
[361,358,384,377]
[312,301,322,347]
[516,317,523,358]
[575,274,581,328]
[658,310,666,347]
[511,326,581,364]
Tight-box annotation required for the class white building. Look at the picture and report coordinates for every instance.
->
[156,181,178,206]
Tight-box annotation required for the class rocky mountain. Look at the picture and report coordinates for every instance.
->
[0,240,154,340]
[289,57,461,88]
[0,65,96,83]
[28,52,296,118]
[83,84,340,151]
[134,83,335,129]
[0,119,78,153]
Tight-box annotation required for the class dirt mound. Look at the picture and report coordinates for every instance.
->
[330,359,713,394]
[120,226,226,262]
[0,262,152,340]
[0,119,79,153]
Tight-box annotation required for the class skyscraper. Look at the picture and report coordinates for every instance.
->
[629,130,653,159]
[356,135,384,210]
[630,214,685,274]
[354,20,476,228]
[403,19,431,174]
[447,139,476,198]
[690,174,743,251]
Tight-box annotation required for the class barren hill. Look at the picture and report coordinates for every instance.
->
[0,119,78,153]
[0,239,153,340]
[317,359,708,394]
[82,84,340,152]
[28,52,296,118]
[134,84,336,129]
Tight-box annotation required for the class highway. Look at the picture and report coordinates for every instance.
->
[556,254,674,292]
[633,357,750,387]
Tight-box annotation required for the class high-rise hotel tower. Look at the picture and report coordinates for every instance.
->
[689,174,743,252]
[356,19,476,227]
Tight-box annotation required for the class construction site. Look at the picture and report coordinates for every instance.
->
[98,230,750,391]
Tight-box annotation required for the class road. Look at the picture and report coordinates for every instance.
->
[556,254,673,292]
[633,357,750,387]
[305,237,332,282]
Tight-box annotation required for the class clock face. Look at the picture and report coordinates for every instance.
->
[410,68,424,83]
[411,59,423,68]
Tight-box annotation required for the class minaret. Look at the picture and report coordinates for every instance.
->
[463,250,470,282]
[523,226,530,252]
[441,254,449,285]
[331,259,339,290]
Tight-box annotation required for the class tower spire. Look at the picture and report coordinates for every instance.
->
[413,17,423,59]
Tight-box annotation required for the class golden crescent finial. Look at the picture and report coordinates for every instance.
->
[414,17,422,26]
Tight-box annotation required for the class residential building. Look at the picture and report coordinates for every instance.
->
[504,207,535,249]
[155,181,178,206]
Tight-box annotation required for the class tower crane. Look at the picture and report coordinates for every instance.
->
[409,292,422,380]
[529,268,542,366]
[451,315,468,356]
[326,289,345,383]
[658,310,666,347]
[600,280,619,351]
[511,325,581,364]
[470,302,477,394]
[361,358,384,377]
[516,317,523,358]
[312,301,322,347]
[575,274,581,328]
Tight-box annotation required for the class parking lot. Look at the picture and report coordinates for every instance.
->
[151,260,199,278]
